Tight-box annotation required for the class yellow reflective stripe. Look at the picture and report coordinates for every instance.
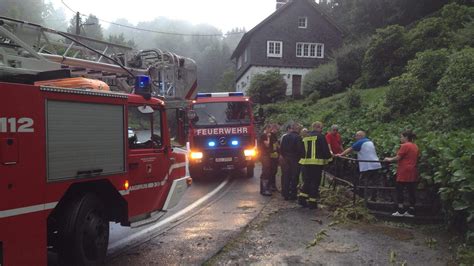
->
[312,137,316,162]
[303,138,308,157]
[300,158,331,165]
[270,153,279,158]
[308,198,317,202]
[298,192,309,198]
[303,136,318,142]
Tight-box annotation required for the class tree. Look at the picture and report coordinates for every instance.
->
[406,49,450,92]
[223,28,245,52]
[0,0,49,24]
[438,47,474,126]
[384,73,426,117]
[42,4,67,31]
[107,33,136,48]
[406,17,451,57]
[82,15,104,40]
[247,70,287,104]
[302,62,342,98]
[216,70,236,92]
[361,25,408,88]
[67,14,103,40]
[334,39,369,88]
[322,0,449,38]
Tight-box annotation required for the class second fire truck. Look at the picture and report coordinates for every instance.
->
[187,92,258,178]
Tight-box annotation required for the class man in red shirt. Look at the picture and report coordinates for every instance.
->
[325,125,343,155]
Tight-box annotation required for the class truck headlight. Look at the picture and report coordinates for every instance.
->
[244,149,256,157]
[190,151,203,159]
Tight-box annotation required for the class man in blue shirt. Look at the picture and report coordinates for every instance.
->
[337,131,382,201]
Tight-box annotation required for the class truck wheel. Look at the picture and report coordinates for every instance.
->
[246,165,255,178]
[189,166,203,180]
[58,193,109,265]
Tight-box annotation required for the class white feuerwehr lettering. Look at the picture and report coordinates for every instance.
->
[195,127,249,136]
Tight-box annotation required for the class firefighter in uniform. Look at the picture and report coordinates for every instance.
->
[269,124,280,191]
[298,121,332,209]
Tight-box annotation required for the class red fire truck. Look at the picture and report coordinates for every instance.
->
[187,92,257,178]
[0,17,196,265]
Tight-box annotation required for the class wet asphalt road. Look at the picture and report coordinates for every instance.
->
[106,163,270,265]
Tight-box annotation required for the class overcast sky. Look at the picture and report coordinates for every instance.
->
[49,0,278,33]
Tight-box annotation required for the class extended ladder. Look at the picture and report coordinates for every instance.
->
[0,16,197,99]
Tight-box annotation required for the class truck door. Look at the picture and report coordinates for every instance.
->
[127,105,170,217]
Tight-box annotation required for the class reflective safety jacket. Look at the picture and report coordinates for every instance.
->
[270,134,279,159]
[299,131,332,165]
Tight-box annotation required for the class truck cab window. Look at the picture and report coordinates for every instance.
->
[152,111,163,148]
[128,106,162,149]
[192,102,251,127]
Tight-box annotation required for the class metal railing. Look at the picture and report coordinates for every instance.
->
[323,156,442,220]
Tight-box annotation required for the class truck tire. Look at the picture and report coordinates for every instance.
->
[246,164,255,178]
[189,165,204,180]
[58,193,109,266]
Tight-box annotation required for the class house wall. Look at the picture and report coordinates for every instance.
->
[236,66,313,96]
[234,0,343,84]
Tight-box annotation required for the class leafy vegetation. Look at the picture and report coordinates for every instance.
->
[361,25,408,88]
[262,5,474,257]
[247,70,287,104]
[302,62,342,98]
[334,40,369,88]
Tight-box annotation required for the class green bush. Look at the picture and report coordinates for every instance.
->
[441,3,474,30]
[384,73,426,117]
[452,21,474,50]
[418,131,474,244]
[406,17,451,57]
[345,88,361,109]
[438,47,474,127]
[307,91,321,104]
[247,70,287,104]
[334,40,369,88]
[362,25,408,88]
[406,49,450,91]
[302,62,342,98]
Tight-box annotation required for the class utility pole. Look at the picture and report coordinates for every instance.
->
[75,12,80,35]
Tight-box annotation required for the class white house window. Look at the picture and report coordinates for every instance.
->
[237,56,242,69]
[298,17,307,28]
[296,42,324,58]
[267,41,283,58]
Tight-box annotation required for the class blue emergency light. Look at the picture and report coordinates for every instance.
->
[208,141,216,147]
[196,92,245,98]
[231,140,239,146]
[134,75,151,99]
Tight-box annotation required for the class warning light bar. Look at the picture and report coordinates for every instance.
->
[196,92,244,98]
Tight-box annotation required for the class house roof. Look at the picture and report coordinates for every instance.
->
[230,0,345,60]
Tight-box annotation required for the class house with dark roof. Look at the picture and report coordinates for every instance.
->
[231,0,344,96]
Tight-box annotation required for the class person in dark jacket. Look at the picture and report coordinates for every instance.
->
[259,124,273,196]
[279,122,304,200]
[298,121,332,209]
[268,123,280,192]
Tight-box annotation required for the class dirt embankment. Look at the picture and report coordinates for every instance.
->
[207,195,456,265]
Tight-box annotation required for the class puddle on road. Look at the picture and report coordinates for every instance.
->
[321,242,360,253]
[237,205,256,210]
[354,223,415,241]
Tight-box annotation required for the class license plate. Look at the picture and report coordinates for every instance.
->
[215,157,232,162]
